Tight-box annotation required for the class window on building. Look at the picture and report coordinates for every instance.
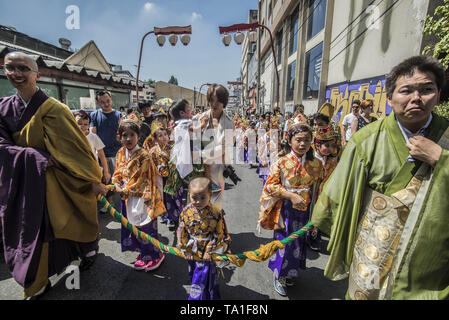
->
[289,6,300,56]
[276,28,283,65]
[307,0,327,41]
[286,60,296,101]
[303,42,323,100]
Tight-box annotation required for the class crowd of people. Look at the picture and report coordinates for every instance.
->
[1,52,449,301]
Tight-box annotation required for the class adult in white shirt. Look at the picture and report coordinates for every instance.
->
[341,100,360,147]
[193,84,235,211]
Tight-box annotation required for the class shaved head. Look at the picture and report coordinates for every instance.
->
[5,52,39,71]
[189,177,212,210]
[4,51,41,100]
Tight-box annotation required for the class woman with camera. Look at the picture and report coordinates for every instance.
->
[192,84,235,212]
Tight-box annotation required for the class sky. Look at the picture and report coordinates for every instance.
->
[0,0,258,90]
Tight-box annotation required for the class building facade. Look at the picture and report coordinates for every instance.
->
[154,81,206,110]
[0,25,145,110]
[251,0,443,120]
[241,9,259,114]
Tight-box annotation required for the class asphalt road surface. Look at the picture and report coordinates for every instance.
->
[0,164,347,300]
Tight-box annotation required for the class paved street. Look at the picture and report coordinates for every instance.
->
[0,165,347,300]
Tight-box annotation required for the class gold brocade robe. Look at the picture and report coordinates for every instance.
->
[258,152,323,230]
[112,146,166,220]
[13,97,102,242]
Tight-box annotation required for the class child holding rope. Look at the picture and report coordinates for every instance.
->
[258,123,323,296]
[306,126,339,252]
[148,123,183,230]
[112,119,166,272]
[177,177,231,300]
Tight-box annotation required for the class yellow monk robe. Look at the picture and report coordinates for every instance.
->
[13,97,102,242]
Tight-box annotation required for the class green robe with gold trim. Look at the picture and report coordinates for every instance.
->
[312,112,449,299]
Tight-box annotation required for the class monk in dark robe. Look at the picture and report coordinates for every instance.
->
[0,52,108,299]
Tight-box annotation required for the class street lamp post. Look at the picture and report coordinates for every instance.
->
[219,22,280,111]
[195,83,212,110]
[135,25,192,106]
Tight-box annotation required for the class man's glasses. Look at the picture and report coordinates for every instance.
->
[1,64,38,74]
[95,90,111,98]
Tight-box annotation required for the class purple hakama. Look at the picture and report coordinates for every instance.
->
[259,162,270,186]
[268,199,309,279]
[162,177,183,224]
[121,201,160,261]
[187,261,221,300]
[0,90,97,292]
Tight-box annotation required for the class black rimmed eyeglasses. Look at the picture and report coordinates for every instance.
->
[1,64,38,74]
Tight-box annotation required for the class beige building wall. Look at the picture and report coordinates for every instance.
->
[324,0,436,122]
[155,81,206,109]
[327,0,430,85]
[255,0,436,118]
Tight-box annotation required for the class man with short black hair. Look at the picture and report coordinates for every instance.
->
[90,90,122,184]
[312,56,449,300]
[341,100,360,147]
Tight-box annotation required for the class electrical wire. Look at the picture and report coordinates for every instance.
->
[328,0,401,63]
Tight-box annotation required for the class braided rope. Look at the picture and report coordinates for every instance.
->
[98,195,313,268]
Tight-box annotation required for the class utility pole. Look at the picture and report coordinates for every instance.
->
[193,86,197,109]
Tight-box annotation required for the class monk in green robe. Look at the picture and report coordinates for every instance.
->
[0,52,108,299]
[312,56,449,300]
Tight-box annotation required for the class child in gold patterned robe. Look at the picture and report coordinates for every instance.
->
[149,125,184,230]
[112,120,166,272]
[177,177,231,300]
[258,124,323,296]
[307,126,339,252]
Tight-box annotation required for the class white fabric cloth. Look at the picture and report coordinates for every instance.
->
[124,145,152,227]
[86,132,105,161]
[125,145,140,159]
[193,110,235,211]
[172,119,193,179]
[258,130,269,166]
[126,196,152,227]
[396,114,433,143]
[314,150,327,166]
[17,86,40,107]
[235,128,245,164]
[245,128,257,164]
[342,113,357,141]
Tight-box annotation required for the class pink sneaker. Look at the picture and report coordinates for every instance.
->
[134,259,147,270]
[144,253,165,272]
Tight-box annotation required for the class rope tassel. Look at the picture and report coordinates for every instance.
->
[98,195,313,268]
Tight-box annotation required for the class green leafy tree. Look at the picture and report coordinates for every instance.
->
[423,0,449,69]
[423,1,449,118]
[434,100,449,119]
